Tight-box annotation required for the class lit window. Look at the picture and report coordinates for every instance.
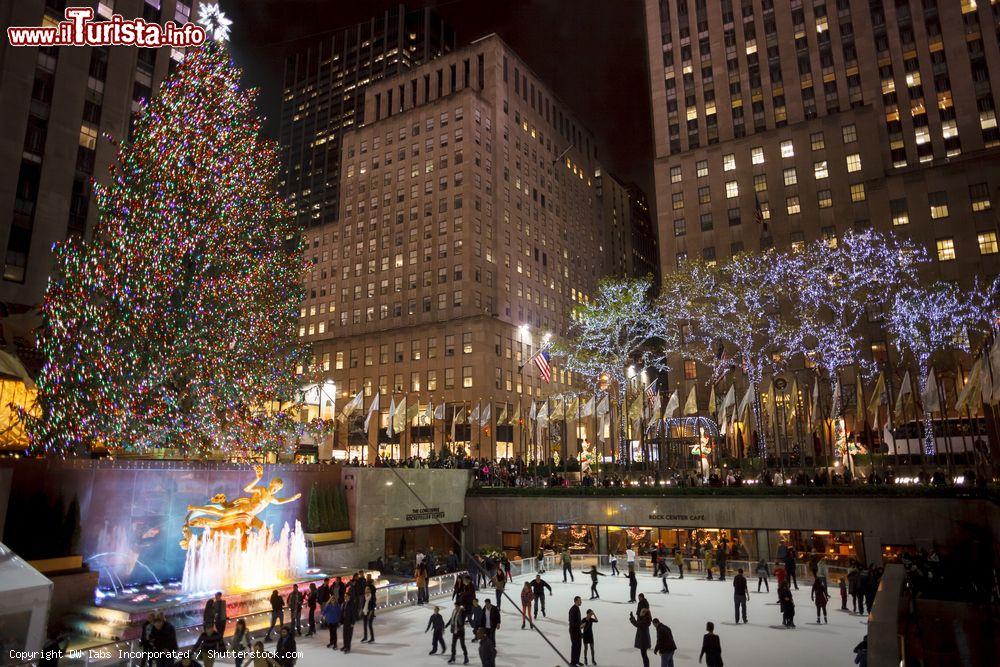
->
[783,168,797,186]
[684,360,697,380]
[751,146,765,164]
[845,153,862,172]
[842,124,857,143]
[978,232,998,255]
[810,132,825,150]
[672,192,684,209]
[850,183,866,202]
[969,182,991,212]
[723,153,736,171]
[936,238,955,261]
[698,186,711,204]
[813,160,828,179]
[462,366,473,388]
[817,189,832,208]
[891,199,909,226]
[670,165,682,183]
[696,160,709,177]
[79,124,98,150]
[674,218,686,237]
[786,195,801,214]
[725,180,739,198]
[780,140,794,158]
[753,174,767,192]
[929,191,949,219]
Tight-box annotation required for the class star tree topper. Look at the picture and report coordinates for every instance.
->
[197,3,232,42]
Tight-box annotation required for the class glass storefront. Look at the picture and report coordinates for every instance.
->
[384,522,462,575]
[532,524,864,566]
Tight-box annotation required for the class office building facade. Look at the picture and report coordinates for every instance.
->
[296,35,613,461]
[279,4,456,230]
[0,0,191,308]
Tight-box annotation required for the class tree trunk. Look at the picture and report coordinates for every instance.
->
[749,375,768,460]
[917,361,935,457]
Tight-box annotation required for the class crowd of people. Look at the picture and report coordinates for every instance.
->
[338,453,987,490]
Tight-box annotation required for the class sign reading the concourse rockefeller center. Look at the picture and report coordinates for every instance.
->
[406,506,446,521]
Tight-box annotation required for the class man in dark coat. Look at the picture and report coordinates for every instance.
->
[732,569,749,624]
[148,614,178,667]
[287,584,303,636]
[340,594,356,653]
[202,592,226,635]
[699,621,723,667]
[653,618,677,667]
[482,599,501,644]
[426,605,447,655]
[476,628,497,667]
[531,575,553,618]
[568,596,583,666]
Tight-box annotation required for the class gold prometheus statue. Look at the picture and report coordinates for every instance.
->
[180,465,301,549]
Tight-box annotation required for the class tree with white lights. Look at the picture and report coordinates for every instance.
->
[783,230,925,421]
[884,280,990,456]
[553,276,678,461]
[675,252,787,459]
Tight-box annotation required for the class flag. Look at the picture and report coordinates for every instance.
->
[528,401,537,422]
[551,397,565,420]
[894,370,913,420]
[644,379,658,409]
[956,359,983,412]
[855,377,866,425]
[737,385,753,420]
[363,393,380,432]
[664,390,680,419]
[786,378,798,425]
[829,378,841,421]
[480,403,491,429]
[648,391,661,419]
[434,401,445,420]
[338,389,364,423]
[921,368,940,414]
[470,403,480,424]
[498,403,508,424]
[766,381,776,422]
[596,395,610,417]
[391,396,408,435]
[867,373,886,422]
[536,401,549,425]
[720,385,736,416]
[753,192,768,233]
[580,395,595,417]
[405,399,420,426]
[809,380,819,430]
[982,346,995,405]
[451,405,465,441]
[683,386,697,415]
[708,384,717,416]
[386,396,397,436]
[512,402,521,424]
[534,350,552,383]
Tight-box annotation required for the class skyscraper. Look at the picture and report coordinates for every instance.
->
[0,0,193,308]
[643,0,1000,281]
[279,4,456,230]
[296,34,613,461]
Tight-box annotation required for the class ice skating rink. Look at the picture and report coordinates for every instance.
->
[289,569,868,666]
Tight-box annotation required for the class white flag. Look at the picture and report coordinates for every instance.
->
[895,370,913,419]
[386,396,397,436]
[480,403,491,428]
[596,395,610,417]
[737,385,753,420]
[720,385,736,414]
[391,395,407,435]
[809,380,820,429]
[663,390,680,420]
[684,385,698,415]
[956,359,983,412]
[424,400,434,425]
[434,401,445,420]
[921,368,940,414]
[528,401,537,421]
[363,393,380,432]
[580,395,595,417]
[470,403,480,424]
[338,389,364,423]
[829,378,841,421]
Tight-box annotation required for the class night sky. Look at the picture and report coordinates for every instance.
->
[221,0,655,202]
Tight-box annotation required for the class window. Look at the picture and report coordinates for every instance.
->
[696,160,709,177]
[935,238,955,261]
[727,208,741,226]
[462,332,473,353]
[699,212,713,231]
[850,183,866,202]
[462,366,473,388]
[810,131,825,150]
[783,168,797,186]
[445,368,455,389]
[751,146,765,164]
[427,370,438,391]
[780,140,794,157]
[842,123,857,143]
[817,189,832,208]
[670,165,682,183]
[970,182,991,211]
[723,153,736,171]
[753,174,767,192]
[674,218,686,236]
[891,199,909,226]
[672,192,684,209]
[786,195,801,214]
[684,360,697,380]
[813,160,828,179]
[675,251,688,267]
[725,180,739,198]
[978,231,998,255]
[929,191,949,219]
[845,153,862,172]
[698,186,711,204]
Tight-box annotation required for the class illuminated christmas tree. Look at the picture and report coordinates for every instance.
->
[29,41,306,455]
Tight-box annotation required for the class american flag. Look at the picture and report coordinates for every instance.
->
[533,350,552,383]
[644,379,658,408]
[753,193,769,234]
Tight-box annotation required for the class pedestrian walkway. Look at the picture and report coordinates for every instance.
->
[288,568,867,666]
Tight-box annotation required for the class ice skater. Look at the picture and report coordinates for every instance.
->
[426,605,446,655]
[629,607,652,667]
[778,582,796,628]
[699,621,723,666]
[732,568,749,624]
[531,574,553,618]
[581,609,598,665]
[562,550,575,583]
[811,576,829,623]
[755,558,770,592]
[656,560,670,593]
[520,582,534,629]
[627,569,638,603]
[610,553,620,576]
[445,603,468,664]
[587,565,606,599]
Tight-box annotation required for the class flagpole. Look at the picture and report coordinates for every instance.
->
[937,371,954,478]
